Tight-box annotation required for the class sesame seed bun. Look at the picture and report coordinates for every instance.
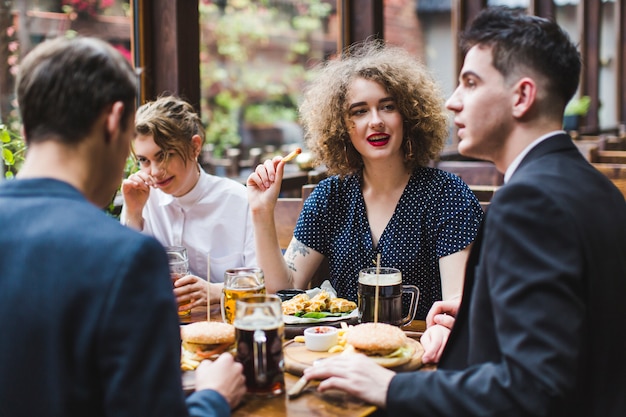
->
[344,322,415,368]
[181,321,235,345]
[346,323,407,354]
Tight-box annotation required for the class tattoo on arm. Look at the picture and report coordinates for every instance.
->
[285,241,310,277]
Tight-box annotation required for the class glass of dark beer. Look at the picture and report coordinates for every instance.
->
[358,267,419,326]
[234,294,285,396]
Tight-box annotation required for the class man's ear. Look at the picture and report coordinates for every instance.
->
[105,101,125,142]
[512,77,537,118]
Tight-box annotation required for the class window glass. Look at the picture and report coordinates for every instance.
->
[198,0,337,170]
[0,0,132,178]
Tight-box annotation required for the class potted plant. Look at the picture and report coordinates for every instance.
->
[563,95,591,132]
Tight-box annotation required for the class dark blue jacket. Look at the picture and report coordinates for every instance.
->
[0,179,228,417]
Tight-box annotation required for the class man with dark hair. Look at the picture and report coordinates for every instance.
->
[304,7,626,416]
[0,36,245,417]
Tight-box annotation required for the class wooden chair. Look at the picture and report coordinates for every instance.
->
[469,184,498,203]
[592,163,626,198]
[273,193,330,289]
[274,197,303,251]
[589,148,626,164]
[602,135,626,151]
[435,161,504,186]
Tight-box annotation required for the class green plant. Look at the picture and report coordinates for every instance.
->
[243,102,298,126]
[564,95,591,116]
[1,123,26,179]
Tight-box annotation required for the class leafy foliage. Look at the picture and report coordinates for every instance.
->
[199,0,331,156]
[0,124,26,179]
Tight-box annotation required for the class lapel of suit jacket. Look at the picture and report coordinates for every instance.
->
[438,212,486,369]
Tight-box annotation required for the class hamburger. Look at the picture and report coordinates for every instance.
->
[180,321,235,370]
[343,322,416,368]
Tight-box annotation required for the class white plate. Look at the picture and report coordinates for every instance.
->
[283,309,358,325]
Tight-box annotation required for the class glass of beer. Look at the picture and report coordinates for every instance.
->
[164,246,192,317]
[234,294,285,396]
[358,267,419,326]
[221,267,266,324]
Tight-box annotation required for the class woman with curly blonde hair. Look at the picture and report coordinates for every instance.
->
[247,40,483,320]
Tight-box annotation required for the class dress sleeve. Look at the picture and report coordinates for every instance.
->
[433,174,484,258]
[293,179,333,255]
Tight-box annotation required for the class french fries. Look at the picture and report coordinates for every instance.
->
[180,348,200,371]
[327,322,350,353]
[282,147,302,163]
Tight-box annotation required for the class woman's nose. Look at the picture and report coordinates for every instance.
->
[150,162,165,177]
[369,110,384,128]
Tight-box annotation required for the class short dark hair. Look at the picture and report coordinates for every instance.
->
[16,36,138,145]
[461,7,581,109]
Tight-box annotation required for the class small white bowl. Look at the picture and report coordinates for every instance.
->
[303,326,339,352]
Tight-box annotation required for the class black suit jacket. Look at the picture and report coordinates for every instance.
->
[387,134,626,416]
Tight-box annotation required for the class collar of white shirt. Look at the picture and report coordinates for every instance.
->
[504,130,566,183]
[156,165,209,208]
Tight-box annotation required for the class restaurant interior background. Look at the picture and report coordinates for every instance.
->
[1,0,625,184]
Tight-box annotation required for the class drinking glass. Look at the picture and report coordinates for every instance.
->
[357,267,419,326]
[164,246,192,317]
[221,267,266,324]
[234,294,285,396]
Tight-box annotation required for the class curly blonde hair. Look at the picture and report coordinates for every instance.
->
[299,40,449,176]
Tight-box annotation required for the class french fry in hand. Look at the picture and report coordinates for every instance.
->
[282,147,302,162]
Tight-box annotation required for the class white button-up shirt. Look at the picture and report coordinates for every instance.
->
[130,170,257,283]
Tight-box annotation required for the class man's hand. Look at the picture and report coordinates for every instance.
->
[195,354,246,409]
[303,354,395,408]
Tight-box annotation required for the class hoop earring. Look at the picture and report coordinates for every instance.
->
[406,139,414,161]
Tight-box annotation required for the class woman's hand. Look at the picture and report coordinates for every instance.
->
[420,298,460,364]
[173,274,209,309]
[121,171,153,221]
[425,299,460,329]
[420,324,451,364]
[246,156,285,215]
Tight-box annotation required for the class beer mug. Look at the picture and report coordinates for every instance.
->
[221,267,266,324]
[358,267,419,327]
[164,246,192,317]
[234,294,285,396]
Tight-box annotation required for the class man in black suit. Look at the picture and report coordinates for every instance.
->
[0,36,245,416]
[304,7,626,417]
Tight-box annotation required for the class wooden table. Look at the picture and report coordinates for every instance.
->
[181,305,426,417]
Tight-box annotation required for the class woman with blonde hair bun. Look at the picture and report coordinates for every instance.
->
[122,95,256,311]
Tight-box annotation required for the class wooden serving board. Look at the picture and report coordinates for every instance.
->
[283,337,424,376]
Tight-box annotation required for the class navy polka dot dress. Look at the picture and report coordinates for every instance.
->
[293,167,484,320]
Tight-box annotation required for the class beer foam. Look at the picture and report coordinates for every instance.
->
[359,272,401,286]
